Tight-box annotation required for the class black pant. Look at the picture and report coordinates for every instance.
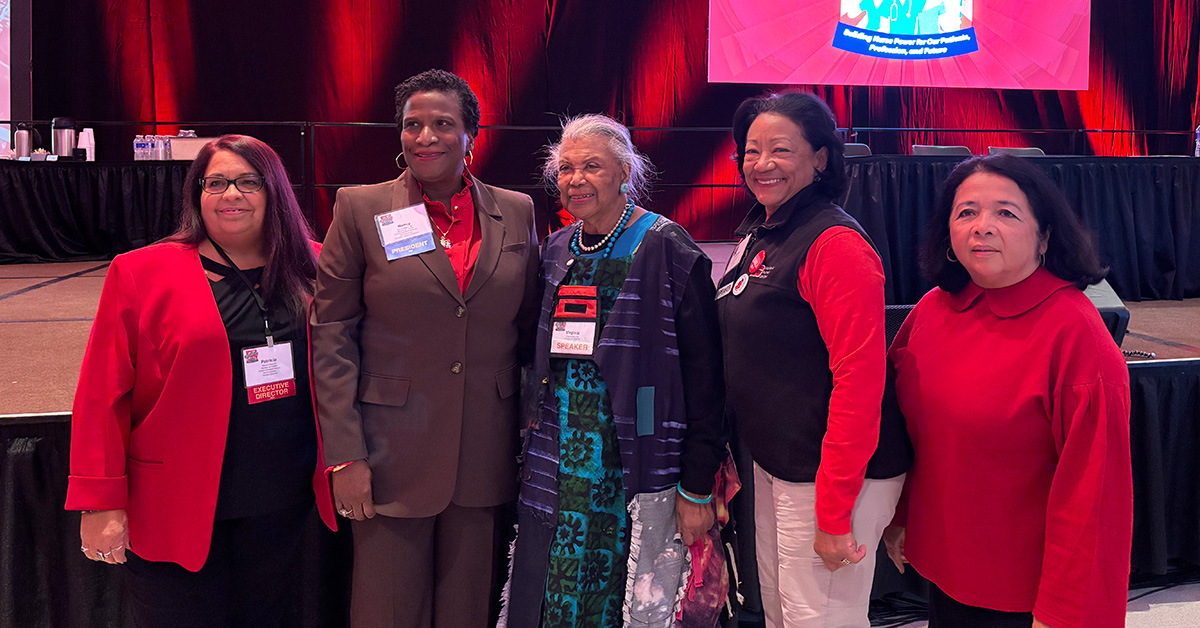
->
[123,500,314,628]
[927,579,1034,628]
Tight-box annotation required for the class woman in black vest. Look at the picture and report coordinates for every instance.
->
[718,92,909,627]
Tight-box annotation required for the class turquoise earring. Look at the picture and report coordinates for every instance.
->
[620,182,629,195]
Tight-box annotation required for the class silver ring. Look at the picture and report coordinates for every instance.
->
[339,509,353,517]
[840,558,852,565]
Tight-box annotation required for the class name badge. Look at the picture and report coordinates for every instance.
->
[550,285,599,359]
[375,204,437,261]
[242,341,296,404]
[722,233,753,277]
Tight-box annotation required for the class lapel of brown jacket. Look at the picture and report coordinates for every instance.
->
[390,172,465,305]
[464,173,505,301]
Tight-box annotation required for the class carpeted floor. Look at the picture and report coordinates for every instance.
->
[4,261,1200,415]
[1122,299,1200,360]
[0,262,108,415]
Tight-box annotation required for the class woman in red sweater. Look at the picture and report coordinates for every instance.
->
[885,154,1132,628]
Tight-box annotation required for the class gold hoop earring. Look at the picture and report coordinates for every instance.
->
[946,247,959,263]
[395,152,407,170]
[465,150,474,167]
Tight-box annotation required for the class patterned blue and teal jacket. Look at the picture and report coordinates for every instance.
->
[518,215,706,521]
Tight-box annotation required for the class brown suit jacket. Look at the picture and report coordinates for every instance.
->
[311,172,540,518]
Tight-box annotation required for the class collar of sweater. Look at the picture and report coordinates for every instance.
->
[949,267,1075,318]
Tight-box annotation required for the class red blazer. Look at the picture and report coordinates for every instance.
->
[65,241,335,572]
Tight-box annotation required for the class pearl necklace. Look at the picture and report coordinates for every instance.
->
[570,199,634,258]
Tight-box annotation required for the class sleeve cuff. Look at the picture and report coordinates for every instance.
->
[816,516,853,536]
[679,472,716,497]
[323,459,359,478]
[65,475,128,511]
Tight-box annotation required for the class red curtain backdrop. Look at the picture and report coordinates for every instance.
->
[31,0,1200,238]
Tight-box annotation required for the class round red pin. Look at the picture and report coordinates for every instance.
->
[749,250,765,275]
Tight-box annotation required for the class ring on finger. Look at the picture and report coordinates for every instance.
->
[840,558,852,565]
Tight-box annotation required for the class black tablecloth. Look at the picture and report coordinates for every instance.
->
[0,161,187,264]
[3,157,1200,303]
[0,415,351,628]
[1128,359,1200,574]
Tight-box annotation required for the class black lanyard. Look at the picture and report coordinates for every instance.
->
[207,238,275,347]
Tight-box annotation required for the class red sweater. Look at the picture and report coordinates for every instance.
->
[889,268,1132,628]
[798,226,887,535]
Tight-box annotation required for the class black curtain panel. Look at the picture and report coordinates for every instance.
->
[841,156,1200,304]
[7,157,1199,305]
[0,162,188,264]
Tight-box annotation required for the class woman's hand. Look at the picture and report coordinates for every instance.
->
[882,525,907,574]
[814,529,866,571]
[80,509,128,564]
[675,490,715,547]
[332,461,376,521]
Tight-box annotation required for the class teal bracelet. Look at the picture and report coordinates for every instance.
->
[676,481,714,505]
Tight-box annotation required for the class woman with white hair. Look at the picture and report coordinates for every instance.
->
[502,114,727,628]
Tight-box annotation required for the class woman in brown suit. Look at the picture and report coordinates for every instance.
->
[311,69,540,628]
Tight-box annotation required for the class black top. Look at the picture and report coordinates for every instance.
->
[202,255,317,520]
[718,190,911,482]
[579,228,727,494]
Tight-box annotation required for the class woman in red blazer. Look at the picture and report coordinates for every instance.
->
[66,135,336,626]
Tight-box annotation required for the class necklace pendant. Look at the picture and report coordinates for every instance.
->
[439,236,452,248]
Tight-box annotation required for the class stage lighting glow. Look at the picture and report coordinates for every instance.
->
[709,0,1091,90]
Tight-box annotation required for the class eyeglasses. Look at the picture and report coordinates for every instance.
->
[199,175,265,195]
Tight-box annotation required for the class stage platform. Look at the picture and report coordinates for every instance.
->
[2,261,1198,416]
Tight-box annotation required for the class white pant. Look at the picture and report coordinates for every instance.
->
[754,463,905,628]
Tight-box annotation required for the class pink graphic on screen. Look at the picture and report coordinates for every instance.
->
[1,0,10,150]
[709,0,1090,90]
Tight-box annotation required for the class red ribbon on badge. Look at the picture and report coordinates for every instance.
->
[248,380,296,404]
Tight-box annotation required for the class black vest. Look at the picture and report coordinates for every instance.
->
[718,190,910,482]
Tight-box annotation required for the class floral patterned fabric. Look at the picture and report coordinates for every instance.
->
[542,248,635,628]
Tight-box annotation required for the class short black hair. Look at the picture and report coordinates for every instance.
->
[920,154,1107,292]
[394,69,481,138]
[731,91,847,203]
